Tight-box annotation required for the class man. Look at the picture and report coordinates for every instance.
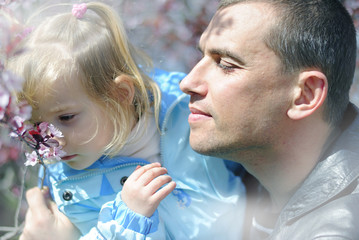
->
[179,0,359,239]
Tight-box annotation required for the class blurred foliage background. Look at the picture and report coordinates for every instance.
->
[1,0,359,239]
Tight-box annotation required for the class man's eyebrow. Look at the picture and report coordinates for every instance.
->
[197,43,246,65]
[209,48,246,65]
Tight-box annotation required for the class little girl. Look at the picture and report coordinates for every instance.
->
[9,2,246,239]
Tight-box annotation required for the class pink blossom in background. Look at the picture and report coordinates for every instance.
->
[0,143,20,166]
[119,0,218,73]
[0,86,10,120]
[0,1,66,169]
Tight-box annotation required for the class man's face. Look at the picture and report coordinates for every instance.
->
[180,2,296,161]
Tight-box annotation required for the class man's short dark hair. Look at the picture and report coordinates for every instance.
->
[219,0,357,126]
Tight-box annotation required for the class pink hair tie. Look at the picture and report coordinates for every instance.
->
[72,3,87,19]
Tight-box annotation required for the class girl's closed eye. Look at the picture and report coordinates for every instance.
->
[59,114,75,122]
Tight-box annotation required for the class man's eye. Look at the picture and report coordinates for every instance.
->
[212,54,239,73]
[59,114,75,122]
[218,62,233,70]
[218,60,236,72]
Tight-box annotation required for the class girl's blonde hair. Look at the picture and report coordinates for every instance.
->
[9,2,161,157]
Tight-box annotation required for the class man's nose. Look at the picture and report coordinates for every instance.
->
[180,58,208,96]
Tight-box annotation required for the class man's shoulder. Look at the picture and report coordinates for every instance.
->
[273,181,359,239]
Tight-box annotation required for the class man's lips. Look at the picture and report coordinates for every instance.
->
[61,154,77,161]
[188,106,212,122]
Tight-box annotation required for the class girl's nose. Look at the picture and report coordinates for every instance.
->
[53,136,66,148]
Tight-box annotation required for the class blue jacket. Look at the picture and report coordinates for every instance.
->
[41,155,150,234]
[42,69,246,239]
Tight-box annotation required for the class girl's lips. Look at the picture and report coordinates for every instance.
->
[61,154,77,161]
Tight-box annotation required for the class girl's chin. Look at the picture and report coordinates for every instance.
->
[64,157,98,170]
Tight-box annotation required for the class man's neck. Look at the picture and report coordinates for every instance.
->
[243,119,333,211]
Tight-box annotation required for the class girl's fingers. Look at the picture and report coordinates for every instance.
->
[146,175,173,194]
[137,166,168,186]
[129,162,161,180]
[152,181,177,202]
[24,208,33,223]
[26,187,51,216]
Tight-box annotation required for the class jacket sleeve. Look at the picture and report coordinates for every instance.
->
[79,192,166,240]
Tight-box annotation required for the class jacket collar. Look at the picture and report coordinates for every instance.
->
[278,104,359,225]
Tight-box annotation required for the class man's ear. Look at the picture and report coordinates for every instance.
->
[287,70,328,120]
[114,75,135,104]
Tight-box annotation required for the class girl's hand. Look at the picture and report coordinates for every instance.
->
[121,162,176,217]
[19,187,81,240]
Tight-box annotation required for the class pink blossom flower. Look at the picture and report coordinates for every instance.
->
[38,122,48,132]
[38,144,49,155]
[24,151,38,166]
[47,147,66,162]
[9,115,24,130]
[49,124,64,138]
[39,144,65,162]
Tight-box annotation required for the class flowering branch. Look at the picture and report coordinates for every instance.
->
[0,2,66,188]
[0,4,67,238]
[0,68,66,188]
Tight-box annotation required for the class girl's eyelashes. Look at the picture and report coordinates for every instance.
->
[58,114,75,122]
